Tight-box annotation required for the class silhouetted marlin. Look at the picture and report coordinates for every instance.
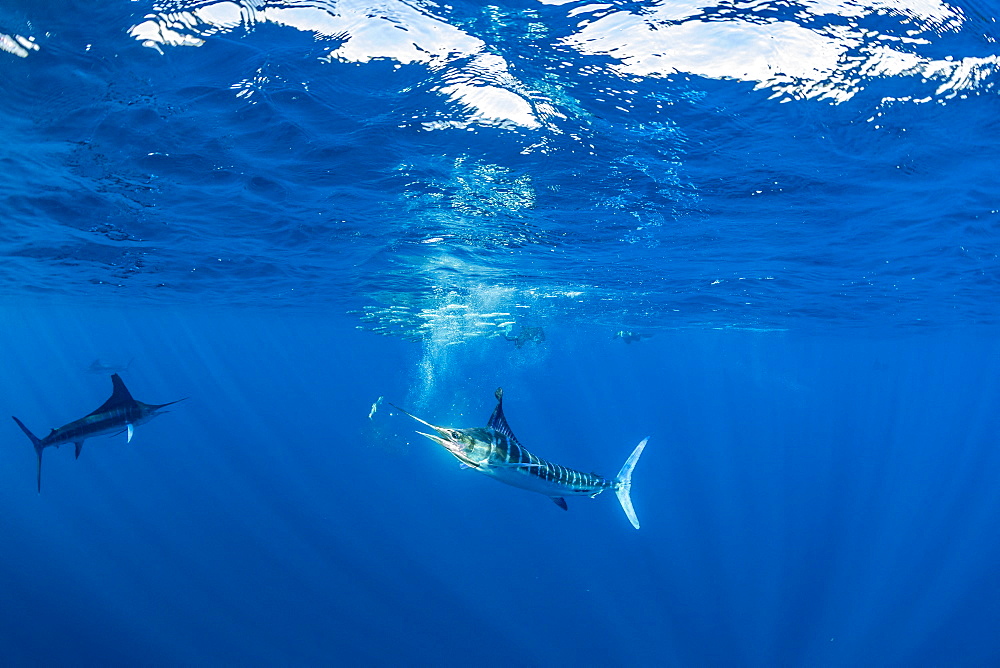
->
[391,388,648,529]
[11,374,185,492]
[88,358,134,374]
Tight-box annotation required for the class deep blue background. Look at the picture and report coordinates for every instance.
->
[3,0,1000,665]
[2,305,999,665]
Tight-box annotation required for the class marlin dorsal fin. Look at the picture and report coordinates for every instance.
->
[486,387,525,449]
[88,373,136,416]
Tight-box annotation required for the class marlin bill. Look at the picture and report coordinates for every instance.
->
[12,374,185,492]
[391,388,648,529]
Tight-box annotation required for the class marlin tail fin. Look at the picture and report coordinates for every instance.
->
[12,416,44,493]
[614,437,648,530]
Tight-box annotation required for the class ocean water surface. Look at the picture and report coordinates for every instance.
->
[2,0,1000,665]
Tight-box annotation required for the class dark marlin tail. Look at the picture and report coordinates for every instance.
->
[391,388,648,529]
[11,374,185,492]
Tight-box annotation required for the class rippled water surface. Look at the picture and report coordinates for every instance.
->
[3,0,999,334]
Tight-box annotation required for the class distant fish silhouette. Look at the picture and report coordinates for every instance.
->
[11,374,186,492]
[502,324,545,348]
[614,330,649,344]
[88,358,134,374]
[391,388,648,529]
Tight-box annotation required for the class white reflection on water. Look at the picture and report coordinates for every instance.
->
[1,32,39,58]
[562,0,997,103]
[129,0,553,129]
[128,0,997,125]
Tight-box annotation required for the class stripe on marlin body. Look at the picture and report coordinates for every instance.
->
[390,388,648,529]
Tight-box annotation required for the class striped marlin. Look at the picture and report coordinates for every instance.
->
[391,388,648,529]
[11,374,186,492]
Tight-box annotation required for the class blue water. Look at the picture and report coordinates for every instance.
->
[3,0,1000,665]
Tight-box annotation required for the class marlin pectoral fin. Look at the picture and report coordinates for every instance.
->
[459,463,472,469]
[75,442,83,459]
[127,424,134,443]
[551,497,568,511]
